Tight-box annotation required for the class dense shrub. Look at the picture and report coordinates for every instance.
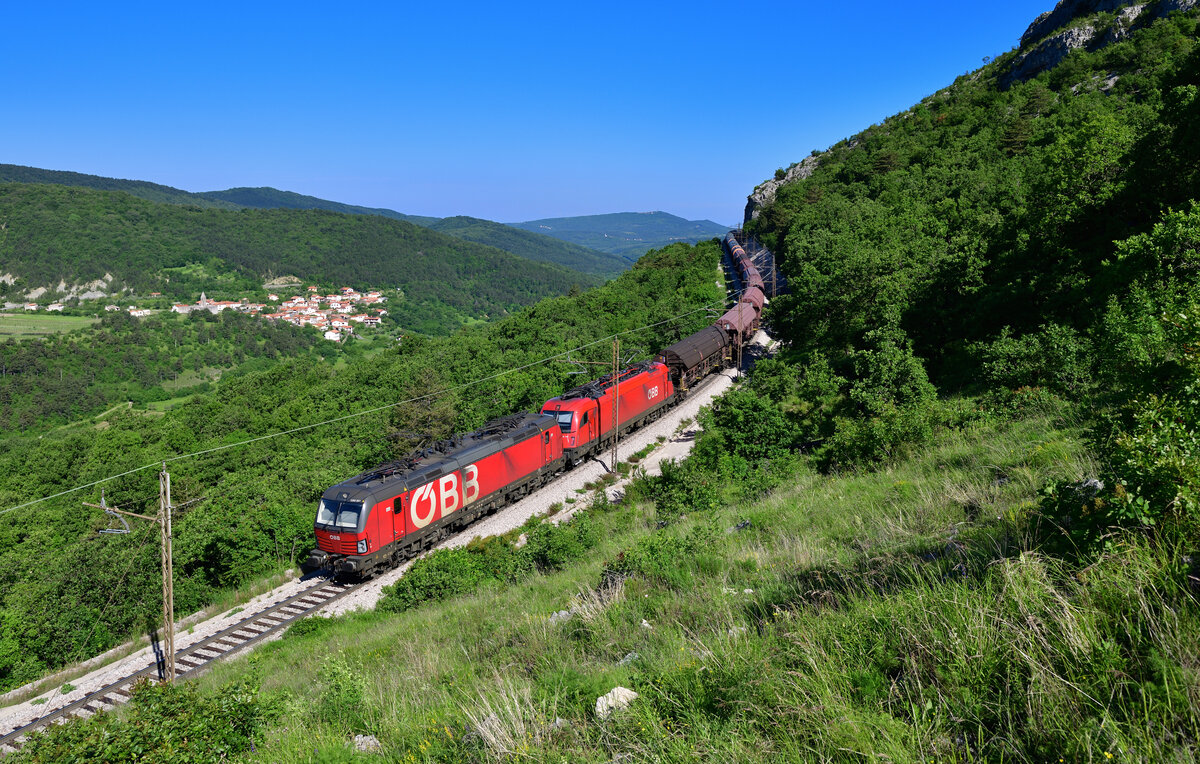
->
[524,513,598,571]
[10,676,278,764]
[825,328,938,468]
[644,458,722,518]
[378,512,603,614]
[978,323,1094,394]
[378,548,493,614]
[1039,207,1200,548]
[605,524,720,588]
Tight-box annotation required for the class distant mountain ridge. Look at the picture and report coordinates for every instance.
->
[0,165,623,277]
[509,211,730,259]
[0,182,598,335]
[427,216,630,276]
[0,164,241,210]
[196,186,440,226]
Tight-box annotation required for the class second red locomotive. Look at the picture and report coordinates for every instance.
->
[541,361,675,466]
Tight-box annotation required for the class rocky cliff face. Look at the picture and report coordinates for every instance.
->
[1021,0,1135,46]
[1004,0,1197,86]
[744,154,822,225]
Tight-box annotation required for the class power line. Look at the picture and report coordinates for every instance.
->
[0,296,735,517]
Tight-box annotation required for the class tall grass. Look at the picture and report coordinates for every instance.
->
[21,414,1195,763]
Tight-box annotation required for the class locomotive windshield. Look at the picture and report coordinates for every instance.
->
[316,499,365,530]
[555,411,574,431]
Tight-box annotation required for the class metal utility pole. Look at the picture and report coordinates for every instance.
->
[84,466,176,683]
[611,338,619,473]
[159,465,175,683]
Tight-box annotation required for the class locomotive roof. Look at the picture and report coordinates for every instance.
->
[551,361,658,402]
[323,412,555,503]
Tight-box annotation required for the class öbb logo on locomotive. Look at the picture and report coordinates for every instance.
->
[302,233,768,579]
[409,465,480,528]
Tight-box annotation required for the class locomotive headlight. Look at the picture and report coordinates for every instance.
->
[357,539,368,554]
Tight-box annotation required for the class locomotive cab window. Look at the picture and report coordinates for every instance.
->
[555,412,574,431]
[316,499,365,531]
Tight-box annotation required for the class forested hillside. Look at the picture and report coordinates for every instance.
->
[0,165,632,276]
[0,165,434,223]
[0,183,596,334]
[0,310,336,432]
[743,5,1200,464]
[194,186,440,225]
[0,240,722,691]
[0,165,239,210]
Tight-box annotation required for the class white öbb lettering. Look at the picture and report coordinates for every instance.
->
[647,385,659,400]
[463,464,480,505]
[410,481,438,529]
[410,464,481,529]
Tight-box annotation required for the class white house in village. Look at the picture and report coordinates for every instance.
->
[323,330,342,341]
[47,303,64,312]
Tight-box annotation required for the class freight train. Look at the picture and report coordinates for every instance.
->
[303,234,768,578]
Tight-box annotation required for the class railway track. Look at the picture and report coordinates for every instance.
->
[0,577,357,755]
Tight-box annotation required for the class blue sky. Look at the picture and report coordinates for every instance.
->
[3,1,1053,225]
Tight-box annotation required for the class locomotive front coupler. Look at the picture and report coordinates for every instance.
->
[301,548,331,575]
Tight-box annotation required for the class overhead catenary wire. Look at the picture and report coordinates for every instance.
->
[0,293,744,517]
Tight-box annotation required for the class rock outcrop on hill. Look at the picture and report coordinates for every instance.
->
[1004,0,1198,86]
[744,154,822,225]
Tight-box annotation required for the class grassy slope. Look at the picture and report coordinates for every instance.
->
[511,212,731,259]
[157,409,1200,762]
[0,314,99,338]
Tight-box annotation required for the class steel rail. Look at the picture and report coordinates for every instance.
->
[0,577,358,754]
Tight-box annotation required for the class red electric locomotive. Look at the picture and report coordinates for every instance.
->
[303,230,775,576]
[303,412,563,577]
[541,361,675,465]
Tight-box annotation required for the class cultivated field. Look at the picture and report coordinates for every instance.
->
[0,313,98,337]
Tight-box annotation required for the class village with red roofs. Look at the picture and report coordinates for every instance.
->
[168,285,388,341]
[14,285,389,342]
